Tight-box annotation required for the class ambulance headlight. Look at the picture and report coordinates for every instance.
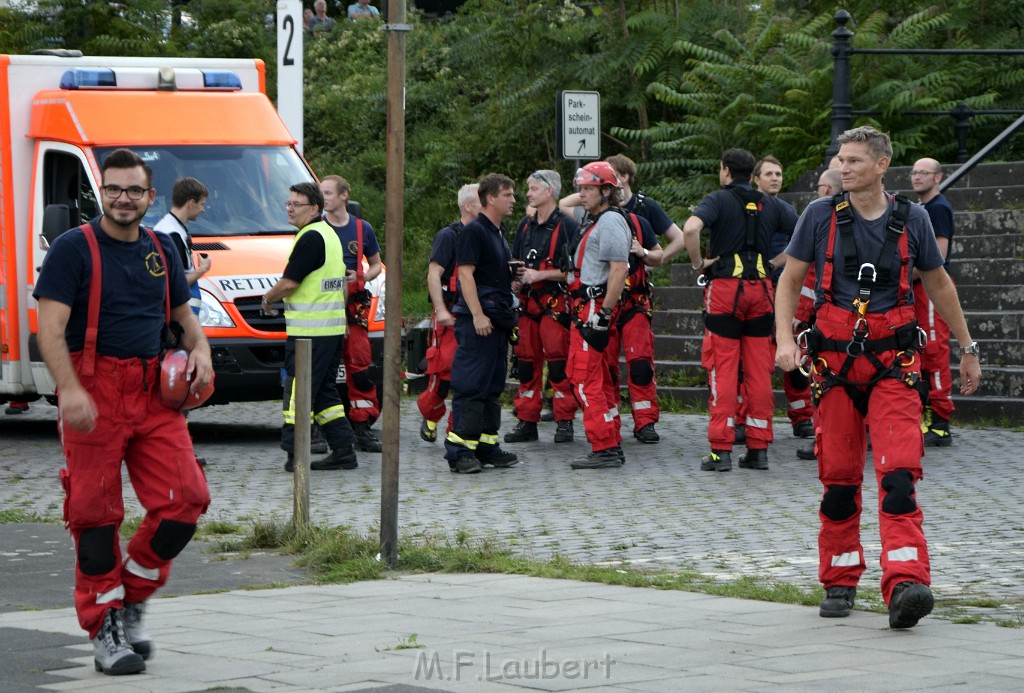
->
[198,290,235,328]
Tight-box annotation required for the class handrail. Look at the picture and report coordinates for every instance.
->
[827,10,1024,171]
[939,112,1024,192]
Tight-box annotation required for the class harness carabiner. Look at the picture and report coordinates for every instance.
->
[796,328,811,351]
[846,316,869,357]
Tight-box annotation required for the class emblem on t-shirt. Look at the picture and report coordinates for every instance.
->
[145,251,166,278]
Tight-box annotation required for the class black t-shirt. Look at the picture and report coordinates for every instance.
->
[511,209,578,271]
[692,183,796,257]
[456,212,513,292]
[623,192,674,236]
[429,222,461,289]
[33,217,190,359]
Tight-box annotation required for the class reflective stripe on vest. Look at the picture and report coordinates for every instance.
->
[285,221,347,336]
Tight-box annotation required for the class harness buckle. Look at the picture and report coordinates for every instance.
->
[847,317,869,357]
[696,274,708,287]
[858,262,877,284]
[917,326,927,349]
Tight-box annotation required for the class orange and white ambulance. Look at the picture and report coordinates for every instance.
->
[0,51,384,407]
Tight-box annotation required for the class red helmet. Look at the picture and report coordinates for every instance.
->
[160,350,215,411]
[574,161,620,189]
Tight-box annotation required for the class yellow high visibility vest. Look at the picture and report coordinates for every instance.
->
[284,221,347,337]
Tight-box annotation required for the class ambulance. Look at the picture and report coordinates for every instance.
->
[0,51,384,407]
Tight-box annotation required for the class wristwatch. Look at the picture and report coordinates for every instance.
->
[960,341,980,357]
[642,247,649,257]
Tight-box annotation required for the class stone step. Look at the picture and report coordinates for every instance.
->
[949,257,1024,284]
[652,285,704,310]
[954,233,1024,259]
[957,284,1024,311]
[954,209,1024,237]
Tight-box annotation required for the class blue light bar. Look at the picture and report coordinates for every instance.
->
[202,70,242,90]
[59,68,116,90]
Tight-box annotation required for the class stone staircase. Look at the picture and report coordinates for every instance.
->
[652,161,1024,426]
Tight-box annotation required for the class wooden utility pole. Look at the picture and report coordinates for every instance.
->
[379,0,411,568]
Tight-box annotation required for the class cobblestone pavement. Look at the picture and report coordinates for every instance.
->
[2,399,1023,622]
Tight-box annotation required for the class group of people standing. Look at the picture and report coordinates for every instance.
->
[415,126,981,631]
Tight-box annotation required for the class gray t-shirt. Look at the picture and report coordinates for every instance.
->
[786,195,945,312]
[575,210,631,286]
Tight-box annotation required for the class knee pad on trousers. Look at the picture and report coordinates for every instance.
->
[77,525,117,576]
[629,359,654,386]
[547,360,566,384]
[821,485,858,521]
[150,519,196,561]
[436,379,451,400]
[881,470,918,515]
[351,369,375,393]
[517,360,534,384]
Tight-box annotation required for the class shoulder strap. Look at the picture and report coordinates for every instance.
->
[728,187,764,252]
[355,218,364,287]
[144,228,172,328]
[874,193,910,284]
[79,224,103,378]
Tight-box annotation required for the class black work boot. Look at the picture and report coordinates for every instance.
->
[819,586,856,618]
[796,444,817,461]
[310,425,329,455]
[634,423,660,444]
[700,450,732,472]
[792,419,814,438]
[310,445,358,470]
[554,420,574,443]
[888,582,934,629]
[503,419,538,443]
[352,421,382,452]
[923,415,953,447]
[738,448,769,470]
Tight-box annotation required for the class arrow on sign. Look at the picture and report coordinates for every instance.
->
[577,139,587,154]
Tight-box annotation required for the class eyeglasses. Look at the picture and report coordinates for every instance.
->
[284,201,313,209]
[102,185,151,200]
[910,170,940,177]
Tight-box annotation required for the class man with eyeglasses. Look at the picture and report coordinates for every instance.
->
[504,170,579,445]
[910,158,957,446]
[34,148,213,675]
[262,182,359,474]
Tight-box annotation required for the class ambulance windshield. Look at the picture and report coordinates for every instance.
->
[95,145,316,236]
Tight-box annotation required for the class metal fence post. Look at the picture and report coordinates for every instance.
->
[827,9,854,164]
[292,338,311,531]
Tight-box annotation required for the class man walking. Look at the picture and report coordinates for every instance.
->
[683,149,795,472]
[444,174,521,473]
[262,182,359,473]
[320,175,383,453]
[418,183,479,442]
[910,158,957,446]
[776,126,981,629]
[35,148,213,675]
[505,170,578,445]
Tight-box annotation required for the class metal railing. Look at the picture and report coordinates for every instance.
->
[827,8,1024,182]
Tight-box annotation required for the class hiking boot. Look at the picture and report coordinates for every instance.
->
[352,421,382,452]
[452,456,482,474]
[923,415,952,447]
[700,450,732,472]
[796,444,817,461]
[792,419,814,438]
[819,586,856,618]
[738,448,769,470]
[419,418,438,443]
[571,448,624,469]
[888,582,934,629]
[122,601,152,660]
[634,423,660,444]
[733,424,746,443]
[504,419,538,443]
[284,453,295,473]
[310,425,328,455]
[478,446,519,468]
[92,608,145,676]
[4,402,28,415]
[310,446,358,470]
[195,456,208,468]
[554,420,574,443]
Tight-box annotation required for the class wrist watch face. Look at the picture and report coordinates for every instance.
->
[962,341,980,355]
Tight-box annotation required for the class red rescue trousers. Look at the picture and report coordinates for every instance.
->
[568,297,621,452]
[701,278,775,451]
[416,316,457,428]
[913,280,955,421]
[512,296,575,423]
[606,306,659,431]
[343,322,379,423]
[812,303,929,604]
[60,353,210,637]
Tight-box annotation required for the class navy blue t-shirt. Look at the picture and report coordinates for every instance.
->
[34,217,190,359]
[325,216,381,272]
[429,222,460,290]
[623,192,674,236]
[924,193,955,269]
[456,212,513,293]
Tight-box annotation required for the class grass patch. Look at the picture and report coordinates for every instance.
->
[0,509,52,523]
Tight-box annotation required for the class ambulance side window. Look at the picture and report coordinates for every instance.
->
[43,151,98,228]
